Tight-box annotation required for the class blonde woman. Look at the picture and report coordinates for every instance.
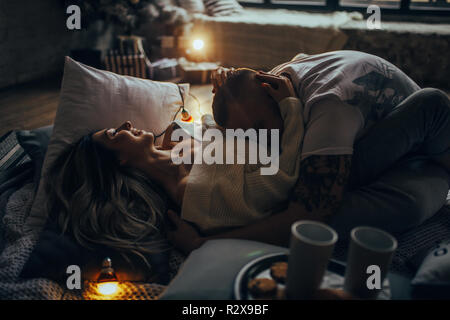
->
[46,70,304,268]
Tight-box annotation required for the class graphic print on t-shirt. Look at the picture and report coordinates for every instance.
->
[344,59,416,127]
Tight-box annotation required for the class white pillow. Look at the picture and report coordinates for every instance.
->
[203,0,243,16]
[178,0,205,14]
[25,56,189,231]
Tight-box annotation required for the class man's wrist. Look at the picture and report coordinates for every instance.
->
[279,96,299,105]
[278,96,301,119]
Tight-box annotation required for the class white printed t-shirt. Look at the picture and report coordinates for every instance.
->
[270,50,420,159]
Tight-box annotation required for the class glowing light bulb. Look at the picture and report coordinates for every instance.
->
[97,282,119,296]
[193,39,204,51]
[181,109,193,122]
[96,257,119,296]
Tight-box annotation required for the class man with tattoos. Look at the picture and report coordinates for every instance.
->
[167,50,450,254]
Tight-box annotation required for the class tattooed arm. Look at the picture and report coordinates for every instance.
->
[292,154,352,220]
[167,154,352,254]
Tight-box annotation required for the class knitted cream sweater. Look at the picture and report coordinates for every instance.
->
[181,97,305,233]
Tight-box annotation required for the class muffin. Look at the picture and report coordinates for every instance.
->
[270,262,288,284]
[247,278,278,298]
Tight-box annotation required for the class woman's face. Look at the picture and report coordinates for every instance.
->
[92,121,155,166]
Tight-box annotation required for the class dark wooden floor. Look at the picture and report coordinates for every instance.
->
[0,78,214,137]
[0,78,61,136]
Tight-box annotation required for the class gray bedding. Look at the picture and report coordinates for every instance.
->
[0,132,183,299]
[0,181,175,299]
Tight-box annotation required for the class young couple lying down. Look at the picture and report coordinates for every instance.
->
[46,50,450,267]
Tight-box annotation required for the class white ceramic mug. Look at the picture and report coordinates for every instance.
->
[286,220,338,299]
[344,226,398,299]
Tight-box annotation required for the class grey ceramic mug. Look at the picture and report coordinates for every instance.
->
[286,220,338,300]
[344,226,398,299]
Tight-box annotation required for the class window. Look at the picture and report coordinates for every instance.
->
[272,0,327,5]
[340,0,400,9]
[239,0,450,14]
[410,0,450,10]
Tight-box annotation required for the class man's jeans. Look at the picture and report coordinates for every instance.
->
[330,88,450,238]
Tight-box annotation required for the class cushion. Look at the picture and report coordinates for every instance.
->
[25,56,189,231]
[16,125,53,188]
[0,130,30,172]
[178,0,205,14]
[160,239,288,299]
[203,0,243,17]
[411,239,450,299]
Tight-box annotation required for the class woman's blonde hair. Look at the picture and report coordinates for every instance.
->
[45,132,169,266]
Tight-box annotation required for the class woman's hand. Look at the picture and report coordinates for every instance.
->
[160,123,179,150]
[167,210,206,255]
[211,67,235,94]
[255,71,296,103]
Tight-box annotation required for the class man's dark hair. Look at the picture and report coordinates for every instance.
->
[212,68,255,127]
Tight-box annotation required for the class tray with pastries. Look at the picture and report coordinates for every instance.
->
[233,252,349,300]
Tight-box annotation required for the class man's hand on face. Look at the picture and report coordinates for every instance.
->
[255,71,296,103]
[211,67,235,94]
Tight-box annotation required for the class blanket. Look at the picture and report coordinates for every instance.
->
[0,181,188,299]
[0,131,185,299]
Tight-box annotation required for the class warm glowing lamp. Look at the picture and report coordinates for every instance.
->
[193,39,204,51]
[96,257,119,296]
[181,108,193,122]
